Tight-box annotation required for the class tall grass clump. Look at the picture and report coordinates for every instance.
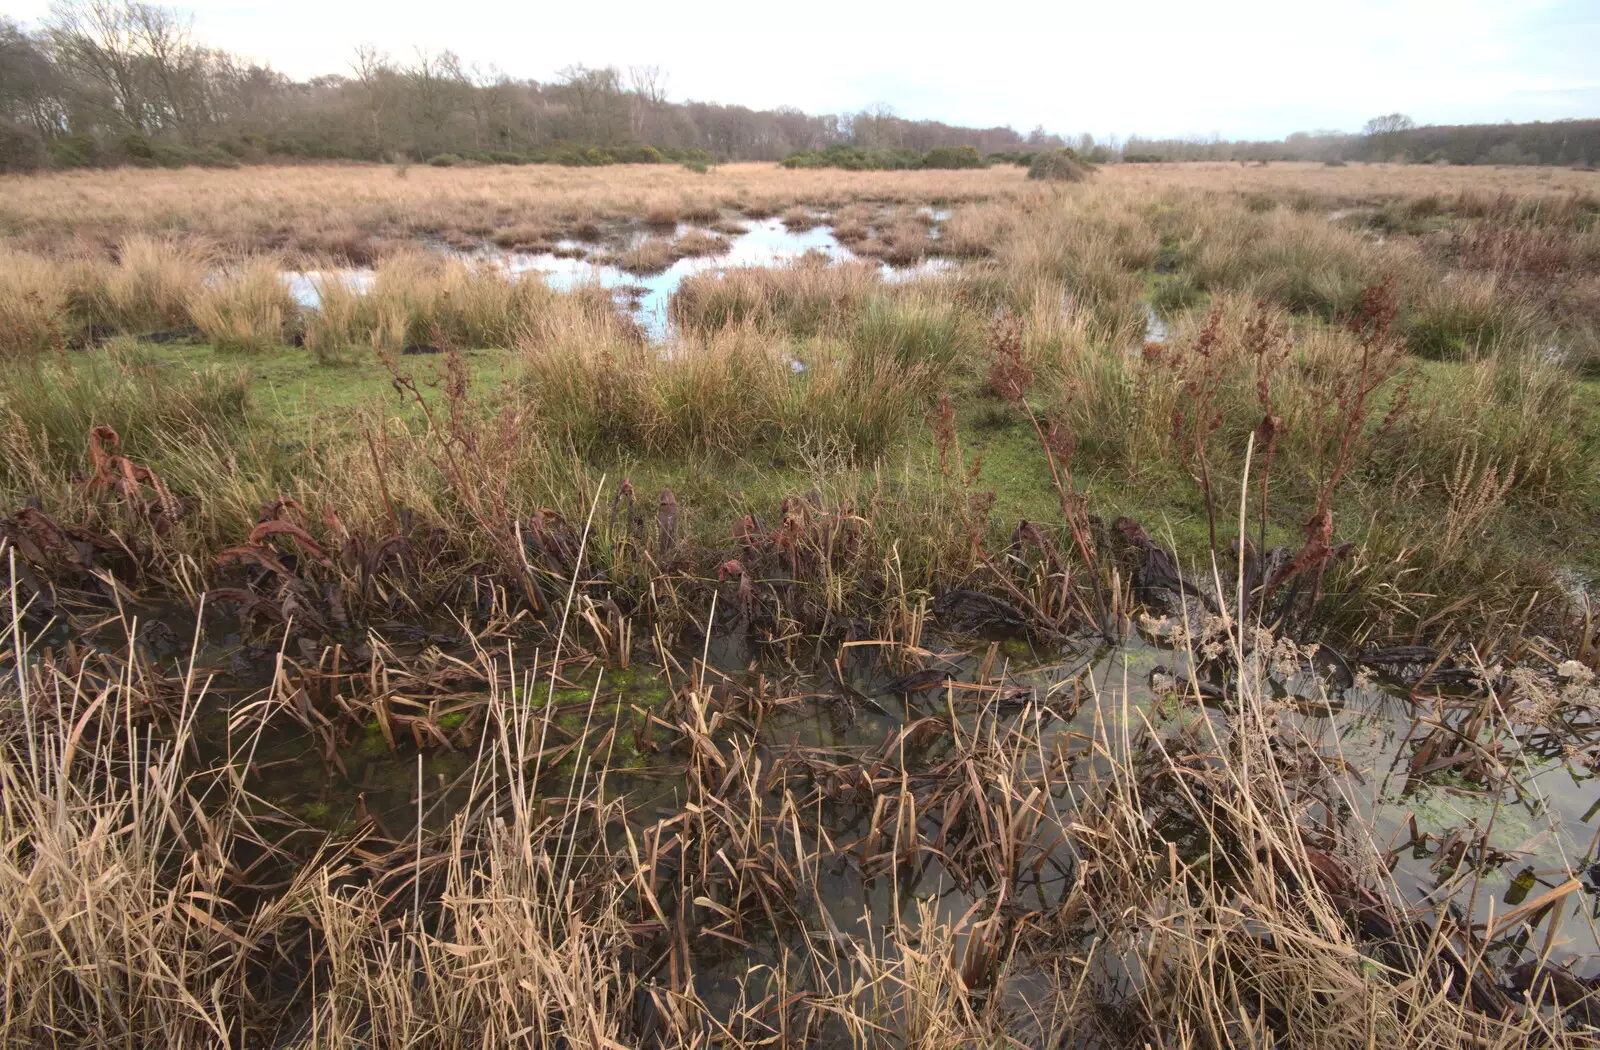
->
[0,684,252,1046]
[522,319,787,455]
[1374,350,1588,496]
[522,301,964,459]
[297,254,594,355]
[0,342,250,491]
[0,248,71,355]
[300,267,370,363]
[966,196,1152,341]
[671,257,881,336]
[186,260,297,353]
[368,253,594,350]
[848,293,977,378]
[940,200,1017,258]
[66,236,207,335]
[1189,205,1384,319]
[1398,271,1535,359]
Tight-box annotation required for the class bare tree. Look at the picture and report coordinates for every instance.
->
[625,64,666,140]
[350,44,395,156]
[1362,112,1415,160]
[0,18,68,137]
[46,0,151,131]
[558,64,625,145]
[129,2,200,140]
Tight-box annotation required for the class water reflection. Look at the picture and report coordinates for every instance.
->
[284,217,958,343]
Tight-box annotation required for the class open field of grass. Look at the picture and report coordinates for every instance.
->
[5,159,1600,1048]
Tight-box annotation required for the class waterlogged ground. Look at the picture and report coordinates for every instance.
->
[110,602,1600,985]
[285,214,959,342]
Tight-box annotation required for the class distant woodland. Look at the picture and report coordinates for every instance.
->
[2,3,1595,172]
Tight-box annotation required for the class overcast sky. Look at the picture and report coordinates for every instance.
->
[5,0,1598,140]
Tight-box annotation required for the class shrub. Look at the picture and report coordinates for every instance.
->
[198,145,242,169]
[1027,148,1093,182]
[49,133,100,168]
[660,146,715,166]
[427,153,463,167]
[611,144,664,164]
[780,144,922,171]
[921,145,983,170]
[150,141,194,168]
[114,133,157,164]
[0,121,45,173]
[584,147,616,166]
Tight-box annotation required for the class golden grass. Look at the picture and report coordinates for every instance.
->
[672,255,884,335]
[3,598,1593,1049]
[186,259,296,352]
[0,163,1029,259]
[0,157,1596,642]
[1101,158,1600,203]
[521,289,971,458]
[69,235,208,334]
[0,248,70,355]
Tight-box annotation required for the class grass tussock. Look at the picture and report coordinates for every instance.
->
[69,236,209,335]
[302,253,583,353]
[672,256,883,336]
[522,296,970,458]
[609,229,731,274]
[1399,270,1535,359]
[186,260,297,353]
[0,248,71,355]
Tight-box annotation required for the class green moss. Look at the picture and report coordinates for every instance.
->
[356,719,390,757]
[297,800,332,824]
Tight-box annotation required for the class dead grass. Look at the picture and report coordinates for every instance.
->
[186,259,296,353]
[70,235,208,334]
[673,228,730,258]
[0,248,70,355]
[0,163,1026,260]
[672,255,883,336]
[610,235,679,275]
[2,587,1594,1049]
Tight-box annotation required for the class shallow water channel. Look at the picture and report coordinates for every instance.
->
[284,216,957,342]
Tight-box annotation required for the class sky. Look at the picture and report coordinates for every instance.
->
[5,0,1599,140]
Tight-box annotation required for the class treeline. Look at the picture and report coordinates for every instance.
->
[3,2,1593,176]
[0,2,1052,172]
[1121,119,1600,167]
[780,144,986,170]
